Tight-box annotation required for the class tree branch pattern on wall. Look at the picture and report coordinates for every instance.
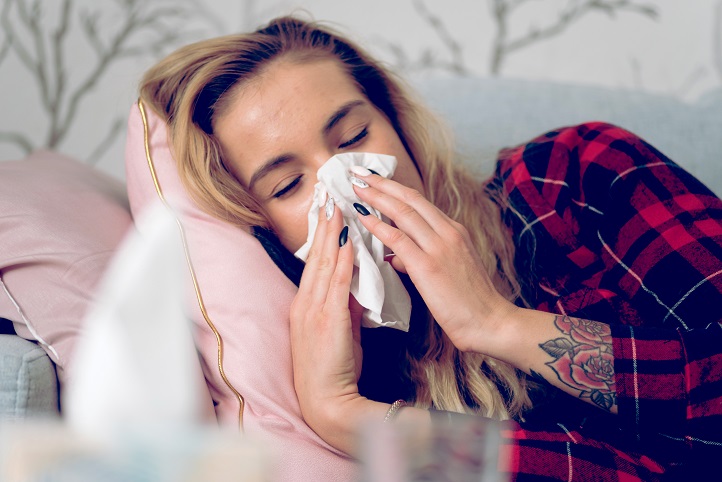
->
[0,0,719,168]
[382,0,659,78]
[0,0,213,161]
[380,0,471,76]
[489,0,658,75]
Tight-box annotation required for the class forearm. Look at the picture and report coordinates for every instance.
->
[479,306,619,414]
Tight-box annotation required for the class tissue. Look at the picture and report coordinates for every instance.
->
[294,152,411,332]
[63,203,213,436]
[12,205,269,481]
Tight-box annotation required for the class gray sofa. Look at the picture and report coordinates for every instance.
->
[0,333,58,418]
[1,76,719,419]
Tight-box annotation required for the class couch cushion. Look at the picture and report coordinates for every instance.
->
[0,151,133,385]
[0,334,59,418]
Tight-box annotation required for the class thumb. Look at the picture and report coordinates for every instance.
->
[349,295,363,341]
[349,293,364,315]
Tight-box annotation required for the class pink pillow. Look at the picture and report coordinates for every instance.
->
[0,151,132,383]
[124,102,357,480]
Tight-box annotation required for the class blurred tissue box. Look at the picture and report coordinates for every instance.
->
[0,205,268,481]
[0,422,266,481]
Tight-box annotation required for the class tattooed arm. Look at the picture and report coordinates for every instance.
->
[479,308,620,414]
[533,315,617,413]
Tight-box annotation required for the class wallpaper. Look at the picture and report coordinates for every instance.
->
[1,0,720,178]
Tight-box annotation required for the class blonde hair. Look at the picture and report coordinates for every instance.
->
[140,16,532,419]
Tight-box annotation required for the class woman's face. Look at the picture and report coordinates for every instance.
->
[213,58,424,252]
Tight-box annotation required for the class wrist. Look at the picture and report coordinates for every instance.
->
[493,307,561,372]
[471,304,544,366]
[467,298,521,355]
[310,395,389,457]
[310,396,434,459]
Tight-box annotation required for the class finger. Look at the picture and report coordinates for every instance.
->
[353,173,455,235]
[309,199,345,305]
[326,234,355,319]
[298,197,335,298]
[353,183,439,250]
[357,211,425,263]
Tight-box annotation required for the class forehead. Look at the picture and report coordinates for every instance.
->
[213,58,366,180]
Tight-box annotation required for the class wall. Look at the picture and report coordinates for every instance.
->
[1,0,720,179]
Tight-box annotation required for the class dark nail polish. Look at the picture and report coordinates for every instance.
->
[353,202,370,216]
[339,226,349,247]
[368,169,379,175]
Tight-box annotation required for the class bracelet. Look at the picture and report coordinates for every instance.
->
[383,399,407,423]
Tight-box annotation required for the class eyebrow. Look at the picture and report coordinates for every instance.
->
[323,100,365,135]
[249,154,294,189]
[249,100,366,189]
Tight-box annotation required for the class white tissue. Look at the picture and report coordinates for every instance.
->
[294,152,411,331]
[64,204,212,437]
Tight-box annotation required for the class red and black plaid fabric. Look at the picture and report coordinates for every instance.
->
[489,122,722,480]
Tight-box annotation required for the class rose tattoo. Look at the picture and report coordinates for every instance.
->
[537,315,617,411]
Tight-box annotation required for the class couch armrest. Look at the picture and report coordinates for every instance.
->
[0,334,59,419]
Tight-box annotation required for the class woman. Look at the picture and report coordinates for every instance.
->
[139,16,722,479]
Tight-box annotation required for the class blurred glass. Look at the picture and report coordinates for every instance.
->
[359,411,508,482]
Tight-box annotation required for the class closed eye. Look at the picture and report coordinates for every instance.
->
[339,127,368,149]
[273,176,302,199]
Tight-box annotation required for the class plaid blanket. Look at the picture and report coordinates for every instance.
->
[490,122,722,481]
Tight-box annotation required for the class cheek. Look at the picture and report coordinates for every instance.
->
[267,193,315,253]
[371,125,425,195]
[392,155,426,197]
[393,167,425,197]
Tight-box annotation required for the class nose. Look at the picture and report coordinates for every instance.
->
[310,151,334,172]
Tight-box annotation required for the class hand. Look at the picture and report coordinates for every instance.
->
[289,199,365,437]
[352,173,517,354]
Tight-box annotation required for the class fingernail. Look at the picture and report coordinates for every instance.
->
[368,169,379,175]
[349,165,371,177]
[325,197,335,220]
[353,202,370,216]
[317,185,327,205]
[350,176,369,188]
[339,225,349,247]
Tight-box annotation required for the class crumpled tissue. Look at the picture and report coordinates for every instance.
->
[294,152,411,332]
